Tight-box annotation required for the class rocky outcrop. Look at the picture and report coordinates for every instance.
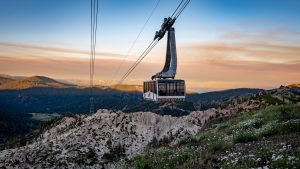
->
[0,109,210,168]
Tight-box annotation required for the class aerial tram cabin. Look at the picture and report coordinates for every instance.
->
[143,79,185,101]
[143,16,186,101]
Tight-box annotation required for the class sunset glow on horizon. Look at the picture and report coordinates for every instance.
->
[1,0,300,92]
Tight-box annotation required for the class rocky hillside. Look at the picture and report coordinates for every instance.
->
[0,109,207,168]
[0,91,267,168]
[125,86,300,169]
[128,104,300,169]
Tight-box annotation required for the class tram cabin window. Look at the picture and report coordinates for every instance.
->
[158,80,185,96]
[144,81,156,93]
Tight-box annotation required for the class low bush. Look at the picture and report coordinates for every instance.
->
[233,131,258,143]
[177,137,198,146]
[260,120,300,137]
[131,156,150,169]
[208,139,230,152]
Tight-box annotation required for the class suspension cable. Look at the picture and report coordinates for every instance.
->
[90,0,99,114]
[171,0,184,18]
[119,40,158,84]
[113,0,161,81]
[174,0,190,19]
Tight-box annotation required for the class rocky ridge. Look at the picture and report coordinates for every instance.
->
[0,109,212,168]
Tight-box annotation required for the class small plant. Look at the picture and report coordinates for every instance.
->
[198,129,215,142]
[177,137,198,146]
[262,95,280,105]
[280,119,300,133]
[238,118,264,129]
[233,131,258,143]
[216,122,229,130]
[208,139,230,153]
[168,151,194,168]
[258,122,280,137]
[259,120,300,137]
[131,155,150,169]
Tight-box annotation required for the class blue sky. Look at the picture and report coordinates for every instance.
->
[0,0,300,91]
[1,0,299,48]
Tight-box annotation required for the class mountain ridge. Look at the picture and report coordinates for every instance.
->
[0,75,74,89]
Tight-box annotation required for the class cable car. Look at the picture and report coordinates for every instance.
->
[143,79,185,101]
[143,17,186,101]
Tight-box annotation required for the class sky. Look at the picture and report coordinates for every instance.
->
[0,0,300,92]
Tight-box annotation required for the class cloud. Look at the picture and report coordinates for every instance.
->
[0,41,126,60]
[220,29,300,45]
[179,42,300,63]
[0,55,162,82]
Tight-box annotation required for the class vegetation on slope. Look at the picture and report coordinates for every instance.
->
[0,111,40,149]
[129,104,300,169]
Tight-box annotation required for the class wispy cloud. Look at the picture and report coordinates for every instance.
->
[181,42,300,63]
[220,29,300,45]
[0,42,126,60]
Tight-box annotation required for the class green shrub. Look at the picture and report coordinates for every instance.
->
[260,120,300,137]
[259,105,300,122]
[198,130,215,142]
[262,95,280,105]
[208,139,230,152]
[259,122,280,137]
[131,156,150,169]
[233,131,258,143]
[151,149,172,168]
[238,118,264,130]
[177,137,198,146]
[278,106,300,122]
[169,151,194,168]
[216,122,229,130]
[279,120,300,134]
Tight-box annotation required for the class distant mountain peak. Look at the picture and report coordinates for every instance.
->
[0,75,74,90]
[25,75,61,83]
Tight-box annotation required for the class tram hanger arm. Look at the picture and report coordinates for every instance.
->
[153,17,176,40]
[152,0,190,41]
